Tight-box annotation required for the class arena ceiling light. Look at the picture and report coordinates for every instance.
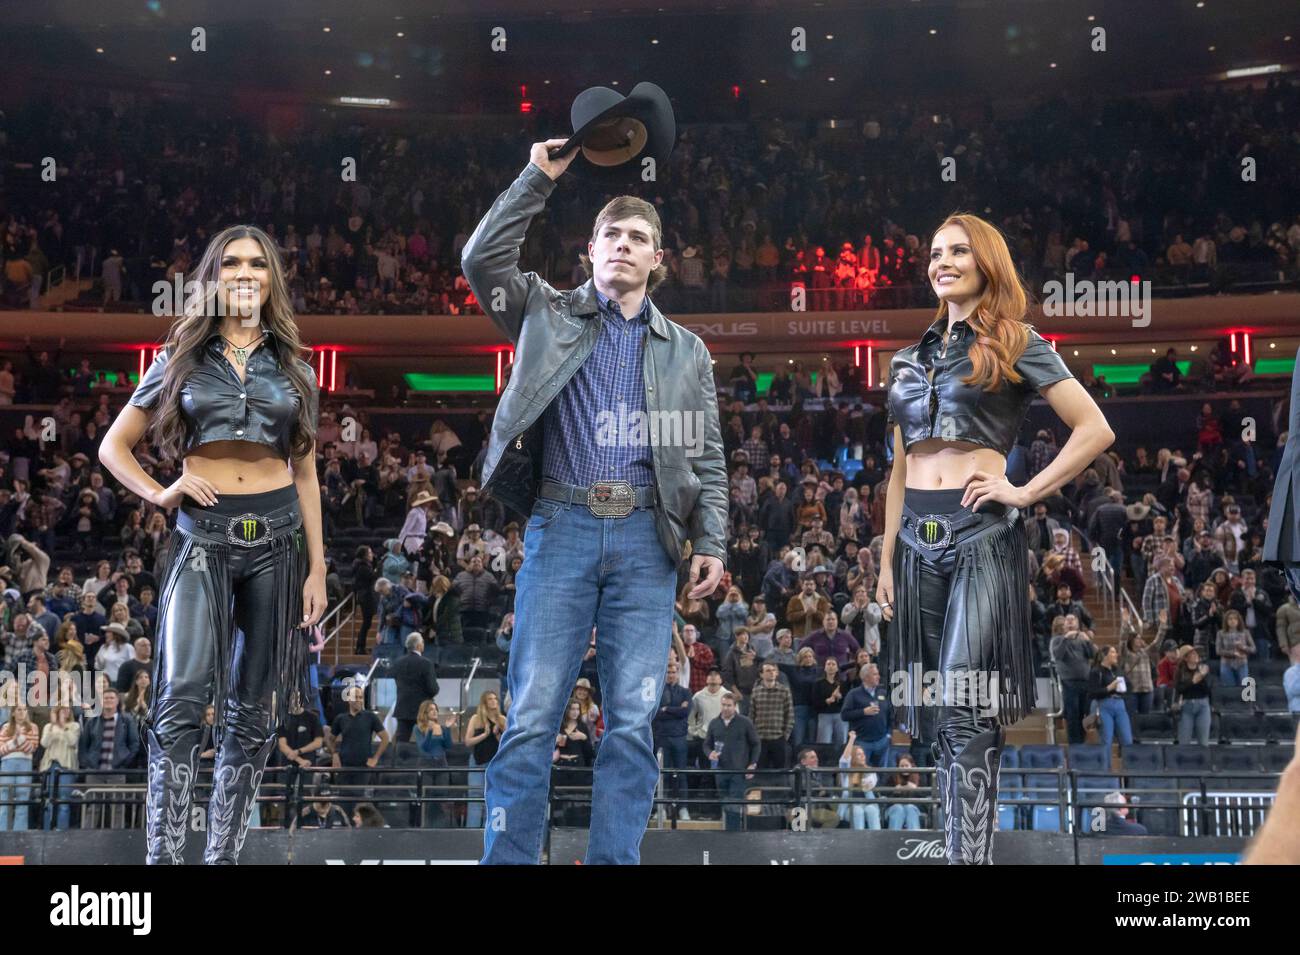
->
[1223,63,1283,78]
[337,96,395,107]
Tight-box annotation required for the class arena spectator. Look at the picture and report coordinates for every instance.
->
[706,692,759,831]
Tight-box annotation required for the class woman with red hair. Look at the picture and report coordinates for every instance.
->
[877,213,1114,864]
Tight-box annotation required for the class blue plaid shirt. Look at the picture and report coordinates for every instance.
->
[542,288,656,488]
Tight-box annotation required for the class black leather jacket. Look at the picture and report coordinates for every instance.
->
[128,324,319,461]
[461,162,729,566]
[885,315,1073,455]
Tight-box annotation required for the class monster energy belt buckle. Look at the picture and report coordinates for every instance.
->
[587,481,636,518]
[226,512,271,547]
[914,513,954,550]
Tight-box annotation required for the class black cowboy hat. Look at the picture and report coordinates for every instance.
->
[549,82,676,188]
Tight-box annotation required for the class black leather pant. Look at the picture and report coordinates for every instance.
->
[892,486,1031,864]
[145,484,309,864]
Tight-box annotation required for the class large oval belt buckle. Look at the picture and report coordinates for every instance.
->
[587,481,635,518]
[915,513,953,550]
[226,512,270,547]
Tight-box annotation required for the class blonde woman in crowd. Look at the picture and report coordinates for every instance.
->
[40,705,80,830]
[463,690,506,828]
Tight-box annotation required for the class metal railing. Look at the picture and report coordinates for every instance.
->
[317,592,356,668]
[0,762,1282,838]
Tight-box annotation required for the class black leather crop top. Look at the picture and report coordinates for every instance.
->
[885,315,1073,456]
[127,324,320,460]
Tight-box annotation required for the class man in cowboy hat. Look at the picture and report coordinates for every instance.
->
[457,523,488,571]
[461,126,727,865]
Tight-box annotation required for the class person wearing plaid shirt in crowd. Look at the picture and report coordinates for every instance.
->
[741,426,769,468]
[1,613,36,672]
[730,461,757,508]
[1141,514,1179,575]
[748,661,794,769]
[1028,429,1059,477]
[680,625,715,695]
[1142,556,1187,637]
[1048,528,1083,575]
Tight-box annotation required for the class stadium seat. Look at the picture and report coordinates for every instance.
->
[1212,746,1268,790]
[1026,774,1063,832]
[1256,684,1289,712]
[1119,744,1163,773]
[1167,743,1215,831]
[1254,659,1288,682]
[1072,744,1118,810]
[1018,745,1065,770]
[1263,713,1298,743]
[1134,711,1175,742]
[997,747,1022,829]
[1218,712,1267,743]
[1066,744,1109,772]
[1120,743,1179,835]
[1212,685,1253,712]
[1261,745,1295,773]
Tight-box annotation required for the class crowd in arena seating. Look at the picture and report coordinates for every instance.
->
[0,331,1296,832]
[2,72,1299,831]
[3,79,1300,315]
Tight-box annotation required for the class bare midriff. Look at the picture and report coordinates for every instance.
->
[185,440,293,494]
[904,438,1006,490]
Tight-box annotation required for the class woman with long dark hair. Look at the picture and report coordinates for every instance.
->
[98,225,324,864]
[877,213,1114,864]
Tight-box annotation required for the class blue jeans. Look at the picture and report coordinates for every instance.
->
[1097,697,1133,751]
[1219,660,1248,686]
[886,802,923,829]
[792,705,815,747]
[466,754,485,829]
[816,713,847,746]
[719,771,749,830]
[839,791,881,829]
[1178,697,1212,745]
[656,736,688,808]
[858,733,891,768]
[0,754,33,831]
[481,500,677,864]
[43,762,76,831]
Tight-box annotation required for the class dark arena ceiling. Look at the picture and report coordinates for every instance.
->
[1,0,1296,119]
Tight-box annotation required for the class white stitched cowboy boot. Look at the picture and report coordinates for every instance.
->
[204,736,276,865]
[938,725,1003,865]
[144,727,202,865]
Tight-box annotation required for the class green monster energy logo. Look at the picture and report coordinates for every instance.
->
[922,519,942,544]
[242,519,259,541]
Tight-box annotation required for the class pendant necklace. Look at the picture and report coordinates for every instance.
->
[222,329,266,366]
